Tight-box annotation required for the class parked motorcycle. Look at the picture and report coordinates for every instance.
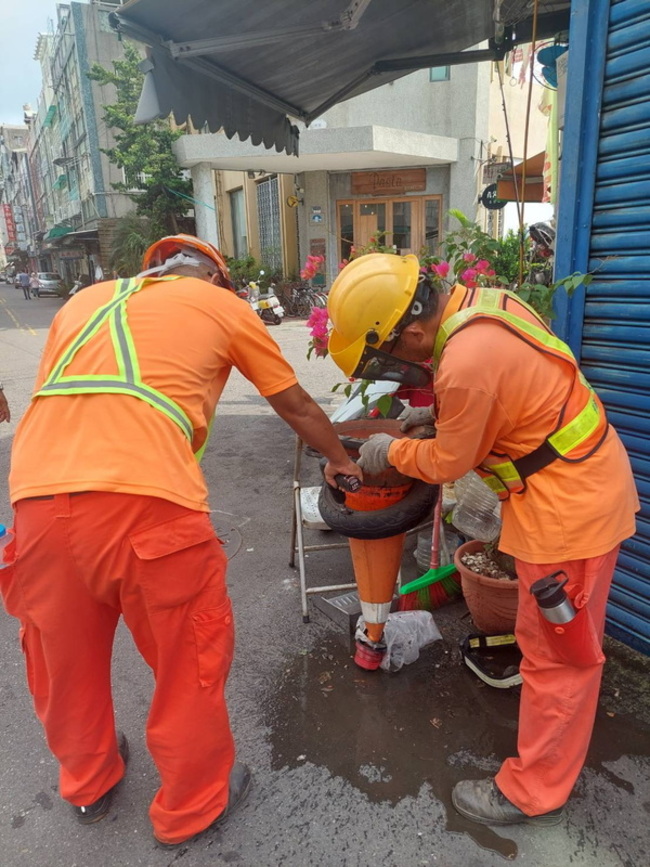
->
[527,221,555,286]
[68,274,92,297]
[242,270,285,325]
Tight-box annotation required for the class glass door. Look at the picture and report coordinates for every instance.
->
[337,196,442,262]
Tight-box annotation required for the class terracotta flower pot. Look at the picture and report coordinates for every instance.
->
[454,539,519,634]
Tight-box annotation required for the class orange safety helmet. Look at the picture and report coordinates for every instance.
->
[141,234,235,290]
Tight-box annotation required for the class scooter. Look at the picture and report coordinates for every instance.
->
[527,222,555,286]
[246,270,285,326]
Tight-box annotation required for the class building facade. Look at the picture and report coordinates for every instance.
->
[174,52,548,282]
[0,1,138,286]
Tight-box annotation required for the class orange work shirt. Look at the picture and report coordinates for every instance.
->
[388,286,639,563]
[10,277,298,511]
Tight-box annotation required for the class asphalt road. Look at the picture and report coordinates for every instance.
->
[0,283,648,867]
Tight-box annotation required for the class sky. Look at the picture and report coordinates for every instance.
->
[0,0,82,125]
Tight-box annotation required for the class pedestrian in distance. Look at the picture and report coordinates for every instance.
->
[29,272,39,298]
[0,382,10,423]
[17,270,31,300]
[326,252,638,828]
[1,234,362,848]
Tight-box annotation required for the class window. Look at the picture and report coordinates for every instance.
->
[229,188,248,258]
[256,175,282,271]
[337,196,442,261]
[429,66,450,82]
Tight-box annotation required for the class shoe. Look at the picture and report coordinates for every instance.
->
[452,778,564,827]
[154,761,252,849]
[73,732,130,825]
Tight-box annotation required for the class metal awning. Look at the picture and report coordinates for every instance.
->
[111,0,571,156]
[43,225,73,241]
[496,151,547,202]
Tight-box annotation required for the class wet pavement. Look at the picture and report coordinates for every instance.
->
[0,300,648,866]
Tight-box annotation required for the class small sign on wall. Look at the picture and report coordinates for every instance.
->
[351,169,426,196]
[310,206,323,223]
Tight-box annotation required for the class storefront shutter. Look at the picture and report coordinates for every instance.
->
[563,0,650,653]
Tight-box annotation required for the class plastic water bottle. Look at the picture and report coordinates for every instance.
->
[0,524,13,568]
[451,471,501,543]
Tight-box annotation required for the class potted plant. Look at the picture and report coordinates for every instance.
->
[453,538,519,634]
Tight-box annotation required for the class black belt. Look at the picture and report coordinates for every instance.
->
[513,441,559,479]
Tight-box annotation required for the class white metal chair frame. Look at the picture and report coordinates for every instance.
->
[289,436,355,622]
[289,435,432,623]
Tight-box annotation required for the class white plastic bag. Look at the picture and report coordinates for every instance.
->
[356,610,442,672]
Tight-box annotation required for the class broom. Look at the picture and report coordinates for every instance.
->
[398,490,462,610]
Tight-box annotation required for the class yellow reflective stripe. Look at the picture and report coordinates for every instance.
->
[548,395,601,455]
[434,288,577,366]
[37,378,194,441]
[47,283,131,382]
[480,474,507,494]
[35,275,195,445]
[487,460,521,483]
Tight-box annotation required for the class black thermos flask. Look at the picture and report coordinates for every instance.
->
[530,570,576,624]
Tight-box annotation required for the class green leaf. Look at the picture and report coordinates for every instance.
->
[376,394,394,418]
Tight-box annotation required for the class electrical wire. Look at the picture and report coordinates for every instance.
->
[519,0,541,286]
[496,61,522,229]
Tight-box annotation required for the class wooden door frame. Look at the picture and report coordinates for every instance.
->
[336,195,443,260]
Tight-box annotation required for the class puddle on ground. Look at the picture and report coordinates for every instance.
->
[263,631,650,861]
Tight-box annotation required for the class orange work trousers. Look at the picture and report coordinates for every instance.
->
[495,546,620,815]
[1,492,235,844]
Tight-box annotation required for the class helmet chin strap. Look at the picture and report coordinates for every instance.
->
[135,252,211,279]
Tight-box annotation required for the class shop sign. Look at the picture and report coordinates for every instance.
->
[2,204,16,242]
[482,160,511,184]
[58,247,85,259]
[480,184,507,210]
[351,169,426,196]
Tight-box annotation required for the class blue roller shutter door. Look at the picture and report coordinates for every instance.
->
[580,0,650,653]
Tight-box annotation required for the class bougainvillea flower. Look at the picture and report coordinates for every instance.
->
[432,261,450,278]
[462,252,477,263]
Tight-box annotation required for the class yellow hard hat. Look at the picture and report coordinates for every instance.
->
[327,253,421,377]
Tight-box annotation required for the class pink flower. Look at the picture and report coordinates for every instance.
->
[475,259,490,272]
[300,254,325,280]
[485,268,496,277]
[461,268,478,283]
[338,259,349,270]
[463,252,477,263]
[311,334,329,357]
[306,307,331,358]
[307,306,329,329]
[432,261,450,278]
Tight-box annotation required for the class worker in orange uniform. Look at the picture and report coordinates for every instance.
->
[1,235,361,848]
[326,253,638,827]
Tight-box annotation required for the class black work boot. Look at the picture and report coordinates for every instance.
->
[73,732,130,825]
[452,778,564,826]
[154,761,252,849]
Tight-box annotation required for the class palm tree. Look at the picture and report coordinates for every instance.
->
[109,213,155,277]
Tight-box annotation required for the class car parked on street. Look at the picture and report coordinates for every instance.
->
[35,272,64,297]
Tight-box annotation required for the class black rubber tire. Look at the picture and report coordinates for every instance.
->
[318,480,438,540]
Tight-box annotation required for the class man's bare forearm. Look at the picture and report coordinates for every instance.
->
[266,384,362,484]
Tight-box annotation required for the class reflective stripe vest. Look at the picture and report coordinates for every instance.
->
[34,276,209,459]
[433,286,609,500]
